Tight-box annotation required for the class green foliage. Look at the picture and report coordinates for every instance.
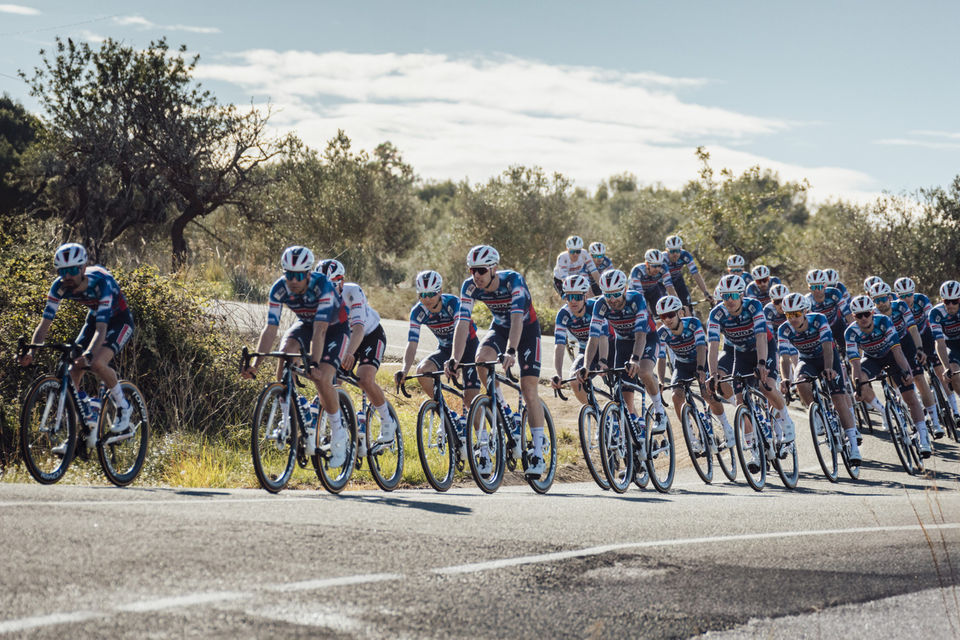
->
[0,93,42,218]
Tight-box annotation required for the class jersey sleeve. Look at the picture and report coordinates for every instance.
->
[838,293,851,318]
[633,300,650,335]
[692,318,707,346]
[313,279,337,324]
[883,317,900,346]
[707,308,722,343]
[407,304,423,343]
[457,279,476,321]
[266,279,286,326]
[552,253,566,279]
[817,316,834,343]
[777,324,798,356]
[684,252,699,275]
[554,310,568,345]
[589,302,608,338]
[509,273,530,316]
[900,302,917,329]
[92,279,113,323]
[750,300,767,336]
[41,281,63,320]
[345,286,365,328]
[628,265,643,292]
[844,325,860,360]
[661,267,673,288]
[929,308,945,340]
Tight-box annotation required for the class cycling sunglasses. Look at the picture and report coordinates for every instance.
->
[659,311,677,321]
[569,249,581,255]
[469,267,489,276]
[58,266,82,277]
[668,249,681,254]
[284,270,307,281]
[564,293,585,301]
[873,295,890,304]
[784,310,804,319]
[809,284,824,291]
[419,291,438,299]
[603,291,623,299]
[854,311,873,319]
[755,277,769,285]
[944,298,960,306]
[720,292,741,301]
[729,268,743,273]
[898,293,913,300]
[591,253,604,259]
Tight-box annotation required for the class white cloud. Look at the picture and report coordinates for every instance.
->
[0,3,40,14]
[196,50,880,204]
[112,15,220,34]
[877,130,960,150]
[79,29,106,43]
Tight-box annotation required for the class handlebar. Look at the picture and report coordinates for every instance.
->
[396,370,465,398]
[239,346,311,374]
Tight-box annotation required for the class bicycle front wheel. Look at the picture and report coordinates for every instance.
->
[416,400,454,492]
[734,406,765,492]
[931,374,958,441]
[521,400,557,494]
[251,382,297,493]
[465,396,505,493]
[644,404,675,493]
[681,404,713,484]
[578,404,610,490]
[886,402,915,475]
[598,402,633,493]
[314,389,358,494]
[366,402,404,491]
[97,381,149,486]
[809,403,838,482]
[20,376,76,484]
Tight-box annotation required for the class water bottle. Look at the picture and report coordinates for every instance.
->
[78,391,100,428]
[308,398,320,429]
[357,409,368,458]
[511,412,523,457]
[699,410,715,438]
[298,396,316,454]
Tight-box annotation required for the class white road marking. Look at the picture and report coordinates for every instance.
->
[116,591,250,613]
[265,573,402,593]
[0,611,103,634]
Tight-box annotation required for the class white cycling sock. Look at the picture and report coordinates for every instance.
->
[718,413,732,430]
[868,397,884,413]
[651,391,663,410]
[915,419,929,440]
[949,392,959,414]
[724,394,736,405]
[925,404,940,428]
[375,402,390,421]
[109,384,129,410]
[329,410,344,437]
[531,427,544,455]
[845,428,860,450]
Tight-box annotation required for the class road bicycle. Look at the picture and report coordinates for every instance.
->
[460,359,557,494]
[859,373,925,475]
[555,373,611,490]
[924,359,958,442]
[720,372,798,492]
[241,345,357,493]
[596,367,675,493]
[399,370,467,492]
[662,377,736,484]
[17,338,148,486]
[336,369,403,491]
[842,353,875,435]
[789,373,859,482]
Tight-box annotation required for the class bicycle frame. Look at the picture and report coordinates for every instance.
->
[400,370,465,463]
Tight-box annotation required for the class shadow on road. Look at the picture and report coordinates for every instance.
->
[338,494,473,515]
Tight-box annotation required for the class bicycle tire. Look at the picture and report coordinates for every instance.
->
[885,402,915,475]
[365,401,404,491]
[715,418,738,482]
[773,433,799,489]
[840,430,860,480]
[644,404,675,493]
[97,381,149,487]
[809,403,838,482]
[415,400,454,492]
[464,395,505,493]
[734,405,765,492]
[521,400,557,494]
[930,373,958,441]
[598,401,633,493]
[251,382,297,493]
[680,404,713,484]
[19,376,76,484]
[314,388,358,493]
[578,404,610,490]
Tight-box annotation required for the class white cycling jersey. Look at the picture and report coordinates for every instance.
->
[342,282,381,336]
[553,251,598,280]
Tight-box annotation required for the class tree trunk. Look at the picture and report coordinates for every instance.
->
[170,213,192,270]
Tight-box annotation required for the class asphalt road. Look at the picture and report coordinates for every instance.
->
[2,428,959,638]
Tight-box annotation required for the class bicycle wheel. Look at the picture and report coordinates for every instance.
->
[313,389,358,493]
[465,395,505,493]
[97,381,149,486]
[365,401,404,491]
[773,434,799,489]
[251,382,297,493]
[578,404,610,490]
[734,406,765,491]
[19,376,76,484]
[521,400,557,494]
[416,400,454,492]
[854,400,874,435]
[598,402,633,493]
[713,413,737,482]
[680,404,713,484]
[840,429,860,480]
[930,374,958,441]
[644,404,675,492]
[809,403,838,482]
[886,402,915,475]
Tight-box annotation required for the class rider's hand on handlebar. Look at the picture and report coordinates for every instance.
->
[824,368,837,381]
[394,370,406,388]
[551,375,562,390]
[575,366,588,383]
[626,357,641,379]
[444,358,458,378]
[502,352,516,372]
[18,352,33,367]
[241,364,258,379]
[917,351,927,366]
[73,354,89,370]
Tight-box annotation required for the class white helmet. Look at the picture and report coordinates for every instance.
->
[893,277,915,296]
[53,243,87,269]
[863,275,883,292]
[565,235,584,251]
[644,248,664,265]
[717,274,746,294]
[598,269,627,294]
[781,292,808,314]
[415,270,442,294]
[655,295,683,316]
[806,269,828,286]
[563,274,591,294]
[280,246,315,272]
[868,281,892,298]
[823,268,841,287]
[665,235,683,250]
[750,265,771,280]
[769,283,790,301]
[849,295,875,314]
[727,254,745,269]
[318,258,345,281]
[466,245,499,268]
[940,280,960,300]
[588,241,606,256]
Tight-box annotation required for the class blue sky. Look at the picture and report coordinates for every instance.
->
[1,1,958,203]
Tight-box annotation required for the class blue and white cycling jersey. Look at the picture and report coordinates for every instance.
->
[929,303,960,342]
[590,290,655,340]
[764,301,787,332]
[555,298,604,351]
[806,287,850,326]
[845,314,900,360]
[906,292,933,333]
[663,250,699,286]
[657,316,706,364]
[266,272,343,326]
[43,266,129,324]
[408,294,477,348]
[884,299,917,340]
[457,270,537,327]
[745,277,782,307]
[707,298,770,352]
[629,262,673,295]
[593,256,613,273]
[731,271,754,286]
[835,281,851,306]
[777,313,834,359]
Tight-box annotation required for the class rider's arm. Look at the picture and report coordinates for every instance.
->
[936,337,950,371]
[310,320,329,365]
[84,321,108,358]
[891,343,911,375]
[693,271,711,299]
[251,324,278,370]
[508,310,523,353]
[632,329,647,360]
[30,317,53,347]
[707,310,721,376]
[780,353,793,382]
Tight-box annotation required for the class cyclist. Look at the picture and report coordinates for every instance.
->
[241,247,351,466]
[863,275,883,293]
[765,284,798,375]
[806,269,853,353]
[446,245,547,477]
[20,243,136,450]
[707,274,794,472]
[655,295,734,443]
[777,293,862,465]
[727,255,753,286]
[895,277,955,417]
[663,235,713,311]
[630,249,679,315]
[588,242,612,296]
[823,269,850,306]
[845,294,932,457]
[396,270,481,445]
[580,269,666,433]
[551,274,609,404]
[553,235,600,296]
[930,280,960,419]
[745,265,781,306]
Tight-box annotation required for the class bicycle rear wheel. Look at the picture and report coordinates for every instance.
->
[366,401,404,491]
[416,400,454,492]
[931,373,958,441]
[465,396,505,493]
[886,402,916,475]
[840,430,860,480]
[715,416,737,482]
[680,404,713,484]
[97,381,149,486]
[644,404,675,493]
[251,382,297,493]
[578,404,610,490]
[521,400,557,494]
[809,403,838,482]
[734,406,766,492]
[773,435,799,489]
[598,402,633,493]
[20,376,76,484]
[314,389,358,493]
